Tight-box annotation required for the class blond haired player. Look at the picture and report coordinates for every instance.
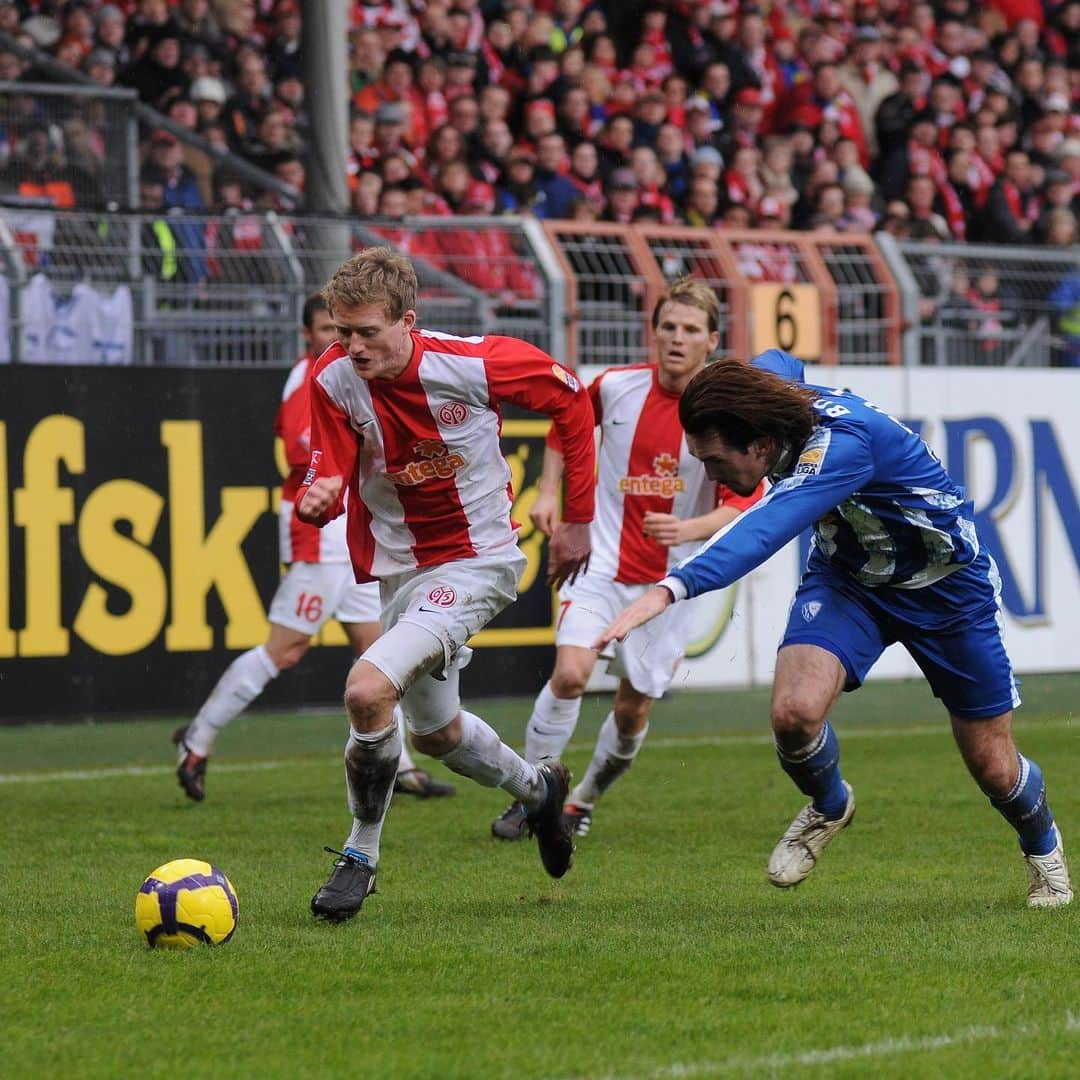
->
[174,294,454,801]
[298,249,597,921]
[492,277,762,841]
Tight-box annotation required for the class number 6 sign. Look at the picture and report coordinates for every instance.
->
[750,283,822,361]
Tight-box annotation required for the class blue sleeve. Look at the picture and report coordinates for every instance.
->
[751,349,805,383]
[669,422,876,597]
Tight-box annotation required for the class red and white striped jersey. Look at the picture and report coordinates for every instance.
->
[274,354,349,564]
[298,330,595,582]
[552,364,761,585]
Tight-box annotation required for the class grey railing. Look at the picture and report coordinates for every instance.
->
[877,234,1079,367]
[0,209,558,366]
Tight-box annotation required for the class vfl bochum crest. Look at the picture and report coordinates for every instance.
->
[802,601,822,622]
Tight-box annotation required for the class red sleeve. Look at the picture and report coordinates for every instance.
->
[273,365,312,472]
[483,337,595,524]
[294,373,358,526]
[717,480,765,512]
[545,372,602,450]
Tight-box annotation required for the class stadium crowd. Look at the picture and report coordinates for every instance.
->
[0,0,1077,248]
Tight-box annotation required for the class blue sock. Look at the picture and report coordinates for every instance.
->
[776,722,848,820]
[990,755,1056,856]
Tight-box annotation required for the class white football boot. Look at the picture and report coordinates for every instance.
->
[767,781,855,888]
[1024,825,1074,909]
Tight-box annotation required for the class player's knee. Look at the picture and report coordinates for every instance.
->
[968,749,1016,798]
[344,669,397,729]
[550,665,589,699]
[770,695,825,743]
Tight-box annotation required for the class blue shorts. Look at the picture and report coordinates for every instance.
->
[781,550,1021,720]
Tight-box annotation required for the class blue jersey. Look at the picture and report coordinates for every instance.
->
[666,383,980,598]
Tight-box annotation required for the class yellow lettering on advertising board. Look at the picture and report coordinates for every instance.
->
[73,480,167,655]
[13,415,83,657]
[2,413,558,660]
[161,421,269,651]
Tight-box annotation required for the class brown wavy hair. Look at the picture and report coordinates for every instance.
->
[679,359,819,451]
[323,247,418,323]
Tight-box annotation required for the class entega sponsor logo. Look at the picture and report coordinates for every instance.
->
[618,451,685,497]
[385,439,467,486]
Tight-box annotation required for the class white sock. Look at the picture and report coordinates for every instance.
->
[185,645,279,756]
[524,681,583,763]
[343,722,402,868]
[570,713,649,807]
[394,705,417,773]
[438,710,546,806]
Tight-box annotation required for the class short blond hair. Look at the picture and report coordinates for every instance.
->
[322,247,418,322]
[652,275,720,334]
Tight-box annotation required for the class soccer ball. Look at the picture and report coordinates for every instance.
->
[135,858,238,949]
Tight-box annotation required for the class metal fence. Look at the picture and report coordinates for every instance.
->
[0,208,556,366]
[1,208,304,365]
[813,236,901,365]
[540,221,655,368]
[877,235,1079,367]
[2,207,1074,368]
[538,223,902,368]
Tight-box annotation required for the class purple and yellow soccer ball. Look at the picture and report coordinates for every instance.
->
[135,859,238,948]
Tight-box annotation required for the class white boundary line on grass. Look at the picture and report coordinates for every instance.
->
[0,718,1073,786]
[0,760,289,785]
[602,1011,1080,1078]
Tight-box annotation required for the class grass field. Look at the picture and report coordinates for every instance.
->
[3,674,1078,1079]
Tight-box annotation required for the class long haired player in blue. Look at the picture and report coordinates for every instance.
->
[595,358,1072,908]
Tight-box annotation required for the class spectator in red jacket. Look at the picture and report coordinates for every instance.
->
[439,179,541,303]
[781,61,869,165]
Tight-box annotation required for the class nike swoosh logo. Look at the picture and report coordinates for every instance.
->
[417,605,449,614]
[611,419,628,425]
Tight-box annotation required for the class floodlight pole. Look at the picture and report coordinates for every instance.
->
[301,0,351,284]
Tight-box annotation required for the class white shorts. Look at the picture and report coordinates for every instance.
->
[557,573,693,699]
[267,562,381,635]
[361,551,525,735]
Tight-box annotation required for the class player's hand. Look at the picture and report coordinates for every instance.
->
[642,511,684,547]
[593,586,673,650]
[547,520,590,589]
[529,491,560,537]
[297,475,343,523]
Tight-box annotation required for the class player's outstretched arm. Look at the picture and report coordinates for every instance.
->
[593,585,673,650]
[547,520,590,588]
[297,475,343,524]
